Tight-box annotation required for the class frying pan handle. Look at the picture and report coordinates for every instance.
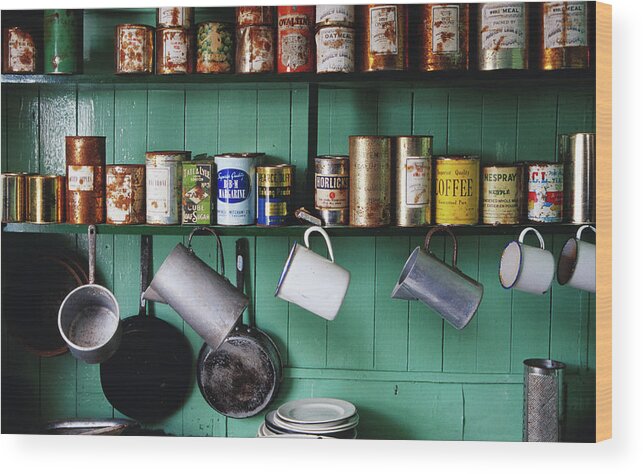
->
[187,227,225,277]
[88,225,96,285]
[235,239,246,294]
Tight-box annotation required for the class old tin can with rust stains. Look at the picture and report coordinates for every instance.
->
[527,162,564,223]
[196,22,234,74]
[214,153,262,226]
[157,7,194,28]
[2,27,37,74]
[420,4,470,71]
[236,6,275,27]
[145,151,189,225]
[65,136,106,224]
[182,159,215,225]
[434,155,480,225]
[43,9,81,74]
[236,26,275,73]
[156,27,193,74]
[316,25,355,73]
[315,5,355,27]
[540,2,590,70]
[277,6,315,74]
[257,164,295,226]
[359,4,408,72]
[115,24,154,74]
[106,165,146,225]
[26,175,65,224]
[482,164,523,225]
[560,132,595,223]
[315,155,350,226]
[349,136,392,227]
[478,2,529,71]
[2,173,27,223]
[394,136,433,227]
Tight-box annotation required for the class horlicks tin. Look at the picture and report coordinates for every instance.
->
[527,162,564,223]
[214,153,262,225]
[256,164,294,226]
[315,155,350,226]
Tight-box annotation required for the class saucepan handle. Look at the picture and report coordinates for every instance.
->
[424,225,458,268]
[304,226,335,263]
[88,225,96,285]
[187,227,225,276]
[576,224,596,240]
[518,227,546,250]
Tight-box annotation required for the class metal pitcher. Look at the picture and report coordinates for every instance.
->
[391,226,483,330]
[143,227,249,352]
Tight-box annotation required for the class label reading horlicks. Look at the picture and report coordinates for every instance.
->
[217,168,253,224]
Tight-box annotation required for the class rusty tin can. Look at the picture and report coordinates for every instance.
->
[394,136,433,227]
[2,173,27,222]
[434,155,480,225]
[540,2,590,70]
[65,136,106,224]
[182,159,215,225]
[561,132,595,223]
[115,24,154,74]
[43,9,81,74]
[359,4,408,72]
[145,151,189,225]
[236,6,275,27]
[277,6,315,74]
[105,165,145,225]
[215,153,262,226]
[316,25,355,73]
[478,2,529,71]
[157,7,194,28]
[420,4,470,71]
[26,175,65,223]
[315,155,350,226]
[316,5,355,27]
[236,26,275,73]
[196,22,234,74]
[156,27,193,74]
[349,136,391,227]
[527,162,564,223]
[482,164,523,225]
[2,27,37,74]
[256,164,295,226]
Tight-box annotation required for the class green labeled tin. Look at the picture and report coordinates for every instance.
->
[44,9,82,74]
[182,159,215,225]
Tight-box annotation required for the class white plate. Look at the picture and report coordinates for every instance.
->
[277,398,357,424]
[272,413,360,433]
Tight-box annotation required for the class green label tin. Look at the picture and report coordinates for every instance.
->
[44,9,82,74]
[182,160,214,225]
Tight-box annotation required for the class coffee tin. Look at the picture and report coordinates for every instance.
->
[277,6,315,73]
[359,4,408,72]
[196,22,234,74]
[115,24,154,74]
[316,25,355,73]
[65,136,106,224]
[394,136,433,227]
[43,9,81,74]
[527,162,564,223]
[315,5,355,27]
[182,159,215,225]
[434,155,480,225]
[236,26,275,73]
[257,164,294,226]
[482,164,523,225]
[2,27,37,74]
[478,2,528,71]
[106,164,146,225]
[26,175,65,223]
[145,151,189,225]
[156,27,193,74]
[157,7,194,28]
[420,4,470,71]
[236,6,275,27]
[2,173,27,223]
[540,2,590,70]
[214,153,262,226]
[315,155,350,226]
[561,132,595,223]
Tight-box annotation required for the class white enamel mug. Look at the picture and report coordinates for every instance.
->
[275,226,350,321]
[499,227,555,295]
[557,225,596,293]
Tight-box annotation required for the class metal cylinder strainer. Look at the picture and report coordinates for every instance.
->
[523,359,566,442]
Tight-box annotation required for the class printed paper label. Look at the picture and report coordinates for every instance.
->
[544,2,587,49]
[8,32,35,72]
[164,31,187,65]
[67,166,94,191]
[481,3,526,50]
[432,5,460,53]
[315,173,349,210]
[316,28,354,73]
[159,7,183,26]
[405,158,431,207]
[106,173,131,224]
[369,6,398,54]
[147,167,172,218]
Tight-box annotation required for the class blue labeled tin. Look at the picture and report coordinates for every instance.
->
[256,164,294,226]
[214,153,262,225]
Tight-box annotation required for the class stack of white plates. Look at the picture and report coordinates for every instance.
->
[257,398,359,439]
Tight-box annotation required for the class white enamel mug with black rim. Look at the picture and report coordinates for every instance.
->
[557,225,596,293]
[499,227,555,295]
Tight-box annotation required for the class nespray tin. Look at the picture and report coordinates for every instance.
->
[214,153,262,226]
[145,151,189,225]
[434,155,480,225]
[359,4,408,72]
[182,159,215,225]
[65,136,106,224]
[482,164,523,225]
[540,2,590,70]
[394,136,433,227]
[527,162,564,223]
[419,4,470,71]
[478,2,528,71]
[115,24,154,74]
[2,27,37,74]
[106,165,146,225]
[277,6,315,73]
[43,9,81,74]
[256,164,294,226]
[315,155,350,226]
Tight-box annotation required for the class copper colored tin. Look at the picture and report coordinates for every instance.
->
[115,24,154,74]
[420,4,470,71]
[539,2,590,70]
[434,155,480,225]
[236,6,275,27]
[65,136,106,224]
[2,173,27,222]
[156,27,193,74]
[106,165,145,225]
[277,6,315,73]
[2,27,37,74]
[26,175,65,223]
[478,2,529,71]
[359,4,408,72]
[236,26,275,73]
[196,22,234,74]
[482,164,523,225]
[157,7,194,28]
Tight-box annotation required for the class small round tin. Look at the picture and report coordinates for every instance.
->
[2,27,37,74]
[316,25,355,74]
[236,26,275,73]
[214,153,263,226]
[482,164,523,225]
[26,175,65,223]
[527,162,564,223]
[359,4,408,72]
[434,155,480,225]
[256,164,294,226]
[145,151,189,225]
[156,27,193,74]
[277,6,315,73]
[106,165,146,225]
[236,7,275,27]
[315,5,355,27]
[196,22,234,74]
[115,24,154,74]
[315,155,350,226]
[2,173,27,223]
[157,7,194,28]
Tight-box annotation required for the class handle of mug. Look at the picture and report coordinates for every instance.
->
[424,225,458,267]
[518,227,546,250]
[304,226,335,262]
[187,227,225,276]
[576,224,596,240]
[88,225,96,285]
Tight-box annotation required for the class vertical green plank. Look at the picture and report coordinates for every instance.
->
[588,294,596,370]
[1,86,7,170]
[413,88,449,154]
[185,89,219,157]
[290,86,309,208]
[448,89,482,154]
[147,90,186,151]
[40,353,77,422]
[218,89,257,152]
[516,91,558,161]
[115,89,148,163]
[77,87,115,163]
[329,89,378,154]
[5,86,40,173]
[40,85,76,175]
[463,384,522,441]
[557,88,596,136]
[377,89,412,135]
[481,90,518,163]
[257,89,291,161]
[316,88,331,155]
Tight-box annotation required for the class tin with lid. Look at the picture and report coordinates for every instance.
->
[539,2,590,70]
[2,27,37,74]
[482,164,523,225]
[419,4,470,71]
[65,136,106,224]
[106,165,146,225]
[315,155,350,226]
[115,24,154,74]
[156,27,193,74]
[26,175,65,224]
[277,6,315,73]
[145,151,190,225]
[214,153,263,226]
[257,164,295,226]
[316,25,355,74]
[526,162,564,223]
[359,4,408,72]
[196,22,234,74]
[434,155,480,225]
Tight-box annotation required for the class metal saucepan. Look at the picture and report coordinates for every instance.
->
[42,418,140,435]
[197,238,283,419]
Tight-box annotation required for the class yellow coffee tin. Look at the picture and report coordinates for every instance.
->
[434,155,480,225]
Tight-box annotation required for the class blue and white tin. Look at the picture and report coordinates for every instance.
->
[214,153,262,225]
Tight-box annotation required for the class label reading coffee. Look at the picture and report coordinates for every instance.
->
[67,166,94,191]
[369,6,398,54]
[315,174,349,210]
[544,2,587,49]
[405,158,430,207]
[481,3,525,50]
[432,5,459,53]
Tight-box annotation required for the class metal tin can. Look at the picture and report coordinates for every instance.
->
[478,2,529,71]
[182,159,215,225]
[236,6,275,27]
[106,164,146,225]
[527,162,564,223]
[26,175,65,223]
[349,136,391,227]
[256,164,294,226]
[359,4,408,72]
[236,26,275,73]
[156,27,193,74]
[540,2,590,70]
[214,153,262,226]
[561,132,595,223]
[2,173,27,223]
[43,9,81,74]
[2,27,37,74]
[315,155,350,226]
[315,5,355,27]
[196,22,234,74]
[277,6,315,74]
[65,136,106,224]
[157,7,194,28]
[420,4,470,71]
[145,151,188,225]
[434,155,480,225]
[316,25,355,73]
[482,164,523,225]
[394,136,433,227]
[115,24,154,74]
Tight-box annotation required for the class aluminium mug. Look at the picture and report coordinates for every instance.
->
[500,227,555,294]
[557,224,596,293]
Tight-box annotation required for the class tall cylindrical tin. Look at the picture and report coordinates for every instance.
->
[359,4,408,72]
[420,4,470,71]
[2,27,37,74]
[256,164,294,226]
[434,156,480,225]
[349,136,391,227]
[236,7,275,27]
[43,9,81,74]
[394,136,433,227]
[1,173,27,223]
[156,27,193,74]
[105,164,146,225]
[236,26,275,73]
[26,175,65,223]
[316,25,355,73]
[478,2,529,71]
[156,7,194,28]
[145,151,189,225]
[315,156,350,226]
[214,153,262,226]
[316,5,355,27]
[523,359,566,442]
[527,162,564,223]
[540,2,590,70]
[482,164,523,225]
[196,22,234,74]
[277,6,315,73]
[65,136,106,224]
[561,132,595,223]
[115,24,154,74]
[182,159,215,225]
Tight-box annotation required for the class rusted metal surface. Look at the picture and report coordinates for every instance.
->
[106,165,145,225]
[236,26,275,73]
[2,173,27,223]
[527,162,564,223]
[2,27,37,73]
[359,4,408,72]
[115,24,154,74]
[434,155,480,225]
[277,6,315,73]
[145,151,188,225]
[482,164,523,225]
[65,136,105,224]
[196,22,234,74]
[420,4,469,71]
[156,27,193,74]
[156,7,194,28]
[394,136,433,227]
[26,175,65,223]
[236,6,275,27]
[539,2,590,70]
[316,25,355,73]
[315,5,355,27]
[478,2,529,70]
